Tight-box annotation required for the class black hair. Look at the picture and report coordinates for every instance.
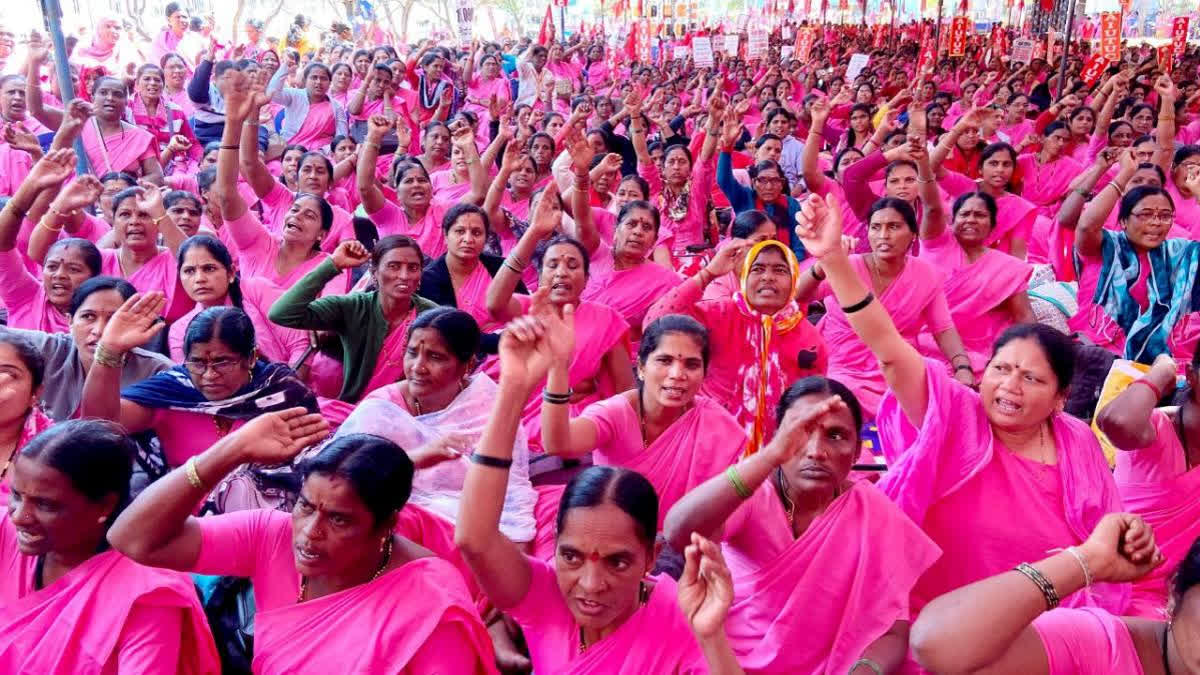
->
[980,142,1019,191]
[298,151,335,181]
[731,209,773,239]
[371,234,423,268]
[534,234,590,277]
[990,323,1076,393]
[776,376,863,444]
[330,62,353,79]
[951,191,998,231]
[0,332,45,391]
[99,171,138,189]
[884,158,917,181]
[1118,185,1175,224]
[868,196,918,234]
[406,307,481,364]
[300,433,414,526]
[183,306,256,360]
[663,142,693,166]
[329,135,356,153]
[829,146,865,178]
[1133,163,1167,185]
[845,103,874,148]
[178,235,244,309]
[46,237,102,277]
[639,314,710,370]
[392,158,431,187]
[109,186,143,216]
[1174,145,1200,168]
[196,167,217,194]
[164,190,202,212]
[748,160,789,192]
[20,419,136,548]
[135,63,164,82]
[1043,120,1068,137]
[291,192,334,234]
[69,276,135,316]
[301,62,332,84]
[617,174,650,200]
[764,107,795,126]
[441,203,490,235]
[754,132,782,149]
[165,2,183,18]
[1108,120,1133,139]
[616,200,660,236]
[556,466,658,548]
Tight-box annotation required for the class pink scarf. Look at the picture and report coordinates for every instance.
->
[361,307,418,397]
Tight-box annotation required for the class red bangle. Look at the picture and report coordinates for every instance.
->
[1129,377,1165,401]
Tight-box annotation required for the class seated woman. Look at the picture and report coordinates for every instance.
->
[269,237,437,403]
[483,138,557,257]
[82,294,321,469]
[934,141,1042,260]
[2,277,173,421]
[796,188,973,418]
[485,187,634,454]
[0,150,101,332]
[454,302,745,674]
[701,211,780,302]
[1097,350,1200,618]
[646,239,827,453]
[41,80,162,183]
[910,513,1173,674]
[1016,121,1084,220]
[1,419,220,672]
[534,315,747,558]
[130,63,202,176]
[108,411,497,673]
[266,62,349,150]
[664,376,940,674]
[793,192,1129,621]
[915,185,1034,374]
[0,334,53,505]
[169,235,308,365]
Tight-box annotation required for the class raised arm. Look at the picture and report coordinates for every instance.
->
[1152,74,1177,175]
[213,71,261,221]
[794,192,930,424]
[930,107,986,171]
[238,95,278,198]
[0,149,74,251]
[24,42,62,129]
[910,513,1162,675]
[449,121,488,205]
[28,175,101,265]
[1075,148,1129,259]
[79,292,168,433]
[1055,148,1117,234]
[562,126,601,253]
[486,183,560,322]
[1096,353,1178,450]
[357,116,409,215]
[1091,72,1127,143]
[108,408,329,570]
[909,107,946,241]
[483,138,520,227]
[137,182,186,256]
[802,98,832,194]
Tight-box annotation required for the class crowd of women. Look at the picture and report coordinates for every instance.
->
[1,8,1200,673]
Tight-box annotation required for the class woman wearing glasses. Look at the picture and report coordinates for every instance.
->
[1071,153,1200,366]
[80,292,322,470]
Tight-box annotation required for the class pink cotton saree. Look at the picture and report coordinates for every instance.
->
[580,245,684,336]
[81,118,156,175]
[0,522,220,674]
[1032,608,1146,675]
[722,481,940,674]
[939,170,1038,256]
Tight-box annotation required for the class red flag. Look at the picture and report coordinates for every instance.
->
[1078,53,1111,86]
[1171,17,1190,62]
[1157,43,1174,74]
[948,16,969,56]
[1099,12,1121,62]
[538,4,555,45]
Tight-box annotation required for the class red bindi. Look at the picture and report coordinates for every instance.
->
[587,550,601,562]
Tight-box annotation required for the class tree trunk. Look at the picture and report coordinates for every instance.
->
[260,0,287,35]
[231,0,246,45]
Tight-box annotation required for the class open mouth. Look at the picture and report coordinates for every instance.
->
[993,397,1022,415]
[574,597,606,616]
[15,529,45,547]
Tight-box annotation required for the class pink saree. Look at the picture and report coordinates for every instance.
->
[288,100,337,149]
[721,481,940,674]
[508,557,707,674]
[0,521,220,674]
[0,248,68,332]
[253,557,496,674]
[580,245,684,337]
[453,260,501,331]
[81,119,156,175]
[916,229,1032,372]
[817,255,954,418]
[360,309,419,396]
[1017,153,1084,220]
[531,394,747,559]
[877,359,1130,615]
[1032,608,1145,675]
[1114,410,1200,619]
[939,170,1037,255]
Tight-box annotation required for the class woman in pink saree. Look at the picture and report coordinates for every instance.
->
[463,49,511,144]
[910,513,1173,675]
[1016,121,1085,220]
[665,376,941,674]
[486,191,635,454]
[935,142,1038,260]
[0,334,53,507]
[456,307,747,674]
[109,412,498,674]
[268,63,349,150]
[793,192,1130,622]
[2,419,220,674]
[1097,351,1200,619]
[916,190,1035,374]
[647,239,828,454]
[80,78,164,183]
[535,315,747,559]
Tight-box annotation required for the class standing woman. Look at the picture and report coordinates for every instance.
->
[793,191,1130,617]
[269,237,438,404]
[108,414,498,673]
[267,62,348,150]
[664,377,941,674]
[1098,350,1200,618]
[455,298,746,674]
[1,419,220,673]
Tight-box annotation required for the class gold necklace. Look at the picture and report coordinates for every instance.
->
[297,535,393,603]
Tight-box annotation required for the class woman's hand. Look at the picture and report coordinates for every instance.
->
[227,407,331,465]
[953,366,977,389]
[52,174,103,214]
[220,69,258,121]
[809,97,831,127]
[498,286,576,388]
[98,291,168,354]
[135,182,167,217]
[409,432,472,469]
[677,533,735,641]
[166,134,192,156]
[331,239,370,270]
[367,114,394,143]
[564,124,595,175]
[449,120,476,155]
[25,148,76,191]
[5,123,41,157]
[499,137,523,174]
[527,180,561,238]
[1077,512,1164,584]
[703,238,748,279]
[761,394,849,467]
[794,192,846,260]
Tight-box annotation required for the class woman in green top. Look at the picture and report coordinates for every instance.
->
[269,235,438,403]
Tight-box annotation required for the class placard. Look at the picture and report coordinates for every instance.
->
[1157,43,1174,74]
[794,28,815,61]
[1171,17,1190,61]
[1010,37,1035,64]
[1099,12,1122,62]
[723,34,739,54]
[948,16,969,57]
[673,45,689,60]
[747,25,768,59]
[1079,53,1111,86]
[455,0,474,45]
[692,36,714,67]
[845,53,870,82]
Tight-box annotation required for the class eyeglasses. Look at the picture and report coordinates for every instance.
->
[1130,210,1175,224]
[184,358,242,376]
[754,176,783,186]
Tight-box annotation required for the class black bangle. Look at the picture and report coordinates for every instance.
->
[955,364,973,372]
[469,453,514,469]
[842,292,874,314]
[219,144,240,150]
[810,265,825,282]
[542,388,573,405]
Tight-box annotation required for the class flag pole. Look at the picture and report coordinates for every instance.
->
[39,0,89,174]
[1055,0,1076,99]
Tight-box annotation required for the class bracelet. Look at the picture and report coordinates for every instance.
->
[37,219,64,233]
[184,456,208,491]
[1014,562,1060,610]
[219,144,240,150]
[502,261,524,275]
[1064,546,1093,588]
[917,176,935,184]
[955,364,974,373]
[810,265,826,281]
[842,292,875,314]
[724,466,751,499]
[243,119,259,127]
[48,205,75,220]
[153,214,170,226]
[1106,182,1125,198]
[696,268,712,286]
[469,453,514,469]
[508,253,528,268]
[849,658,884,675]
[542,388,573,405]
[364,141,381,151]
[92,343,126,369]
[1129,377,1165,401]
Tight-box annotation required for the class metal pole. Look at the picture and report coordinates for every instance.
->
[933,0,944,57]
[40,0,89,174]
[1055,0,1075,99]
[560,5,566,40]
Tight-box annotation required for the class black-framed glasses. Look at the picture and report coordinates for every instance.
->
[184,358,241,376]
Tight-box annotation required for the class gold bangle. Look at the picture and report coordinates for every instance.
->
[184,456,208,491]
[37,219,64,233]
[92,343,126,368]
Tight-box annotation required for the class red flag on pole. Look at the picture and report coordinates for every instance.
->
[538,4,555,45]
